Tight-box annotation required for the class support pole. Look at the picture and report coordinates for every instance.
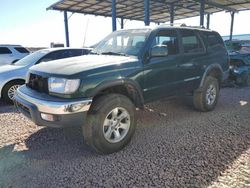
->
[64,11,70,47]
[230,12,235,41]
[206,13,210,29]
[121,17,124,29]
[200,0,205,27]
[112,0,117,31]
[144,0,150,26]
[170,3,174,25]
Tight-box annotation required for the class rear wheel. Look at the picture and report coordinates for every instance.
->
[193,76,219,112]
[243,73,250,86]
[83,94,136,154]
[2,80,24,104]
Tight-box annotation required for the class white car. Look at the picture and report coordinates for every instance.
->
[0,48,91,103]
[0,44,30,66]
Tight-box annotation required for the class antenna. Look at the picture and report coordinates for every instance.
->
[83,17,89,47]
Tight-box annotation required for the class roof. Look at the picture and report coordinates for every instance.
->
[0,44,22,47]
[48,0,250,23]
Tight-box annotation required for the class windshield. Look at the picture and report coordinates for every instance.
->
[14,50,49,66]
[92,29,151,56]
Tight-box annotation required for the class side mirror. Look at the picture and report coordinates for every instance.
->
[151,45,168,57]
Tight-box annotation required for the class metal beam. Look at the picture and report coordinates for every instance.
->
[193,0,237,12]
[112,0,117,31]
[170,3,174,24]
[230,12,235,41]
[144,0,150,26]
[121,17,124,29]
[200,0,205,26]
[206,13,210,29]
[64,11,70,47]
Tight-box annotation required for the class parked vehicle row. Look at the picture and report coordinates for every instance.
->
[225,40,250,86]
[0,48,91,103]
[14,25,229,154]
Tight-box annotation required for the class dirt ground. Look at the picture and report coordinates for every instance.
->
[0,86,249,188]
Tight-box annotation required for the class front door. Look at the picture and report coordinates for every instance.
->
[143,29,182,102]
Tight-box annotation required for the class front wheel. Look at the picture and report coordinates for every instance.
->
[83,94,136,154]
[193,76,219,112]
[2,80,24,104]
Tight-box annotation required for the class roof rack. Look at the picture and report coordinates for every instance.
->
[159,23,208,30]
[159,23,186,27]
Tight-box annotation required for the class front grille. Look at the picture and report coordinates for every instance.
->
[16,101,30,115]
[27,73,48,93]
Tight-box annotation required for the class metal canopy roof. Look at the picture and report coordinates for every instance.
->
[48,0,250,23]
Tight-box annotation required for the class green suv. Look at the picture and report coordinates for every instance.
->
[14,25,229,154]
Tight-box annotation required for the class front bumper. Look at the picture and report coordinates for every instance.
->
[14,86,92,128]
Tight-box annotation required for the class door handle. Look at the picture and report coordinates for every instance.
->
[177,63,195,68]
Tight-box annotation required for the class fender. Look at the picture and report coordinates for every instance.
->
[199,64,223,88]
[88,79,144,107]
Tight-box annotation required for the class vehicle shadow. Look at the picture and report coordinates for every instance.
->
[1,88,250,187]
[24,127,95,159]
[0,100,15,114]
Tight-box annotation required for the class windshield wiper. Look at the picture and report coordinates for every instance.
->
[101,51,128,56]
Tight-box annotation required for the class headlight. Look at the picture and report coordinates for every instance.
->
[48,77,80,94]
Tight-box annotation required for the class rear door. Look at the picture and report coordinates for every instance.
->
[176,29,207,92]
[143,29,182,102]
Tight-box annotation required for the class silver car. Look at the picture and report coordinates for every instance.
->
[0,48,91,103]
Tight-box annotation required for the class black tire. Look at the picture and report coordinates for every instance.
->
[193,76,219,112]
[235,72,250,86]
[2,80,24,104]
[242,73,250,86]
[83,94,136,154]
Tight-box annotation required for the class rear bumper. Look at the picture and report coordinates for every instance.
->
[14,86,92,128]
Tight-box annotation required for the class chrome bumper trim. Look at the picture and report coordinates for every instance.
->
[15,88,92,115]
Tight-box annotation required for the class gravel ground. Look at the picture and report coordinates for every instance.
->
[0,87,249,188]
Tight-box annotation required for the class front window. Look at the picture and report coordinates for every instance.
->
[151,30,179,55]
[92,29,151,56]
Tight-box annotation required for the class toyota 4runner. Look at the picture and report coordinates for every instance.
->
[14,25,229,154]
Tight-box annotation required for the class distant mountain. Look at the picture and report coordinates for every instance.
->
[222,34,250,41]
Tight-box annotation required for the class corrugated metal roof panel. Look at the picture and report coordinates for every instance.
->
[48,0,250,23]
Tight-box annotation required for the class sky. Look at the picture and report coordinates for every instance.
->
[1,0,250,48]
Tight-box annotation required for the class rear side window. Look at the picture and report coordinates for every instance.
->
[180,30,204,53]
[0,47,12,54]
[203,32,224,48]
[15,47,29,53]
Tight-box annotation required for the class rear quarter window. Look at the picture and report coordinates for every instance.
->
[0,47,12,54]
[202,32,224,49]
[14,47,29,53]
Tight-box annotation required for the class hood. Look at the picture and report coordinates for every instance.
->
[0,65,24,74]
[30,55,138,76]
